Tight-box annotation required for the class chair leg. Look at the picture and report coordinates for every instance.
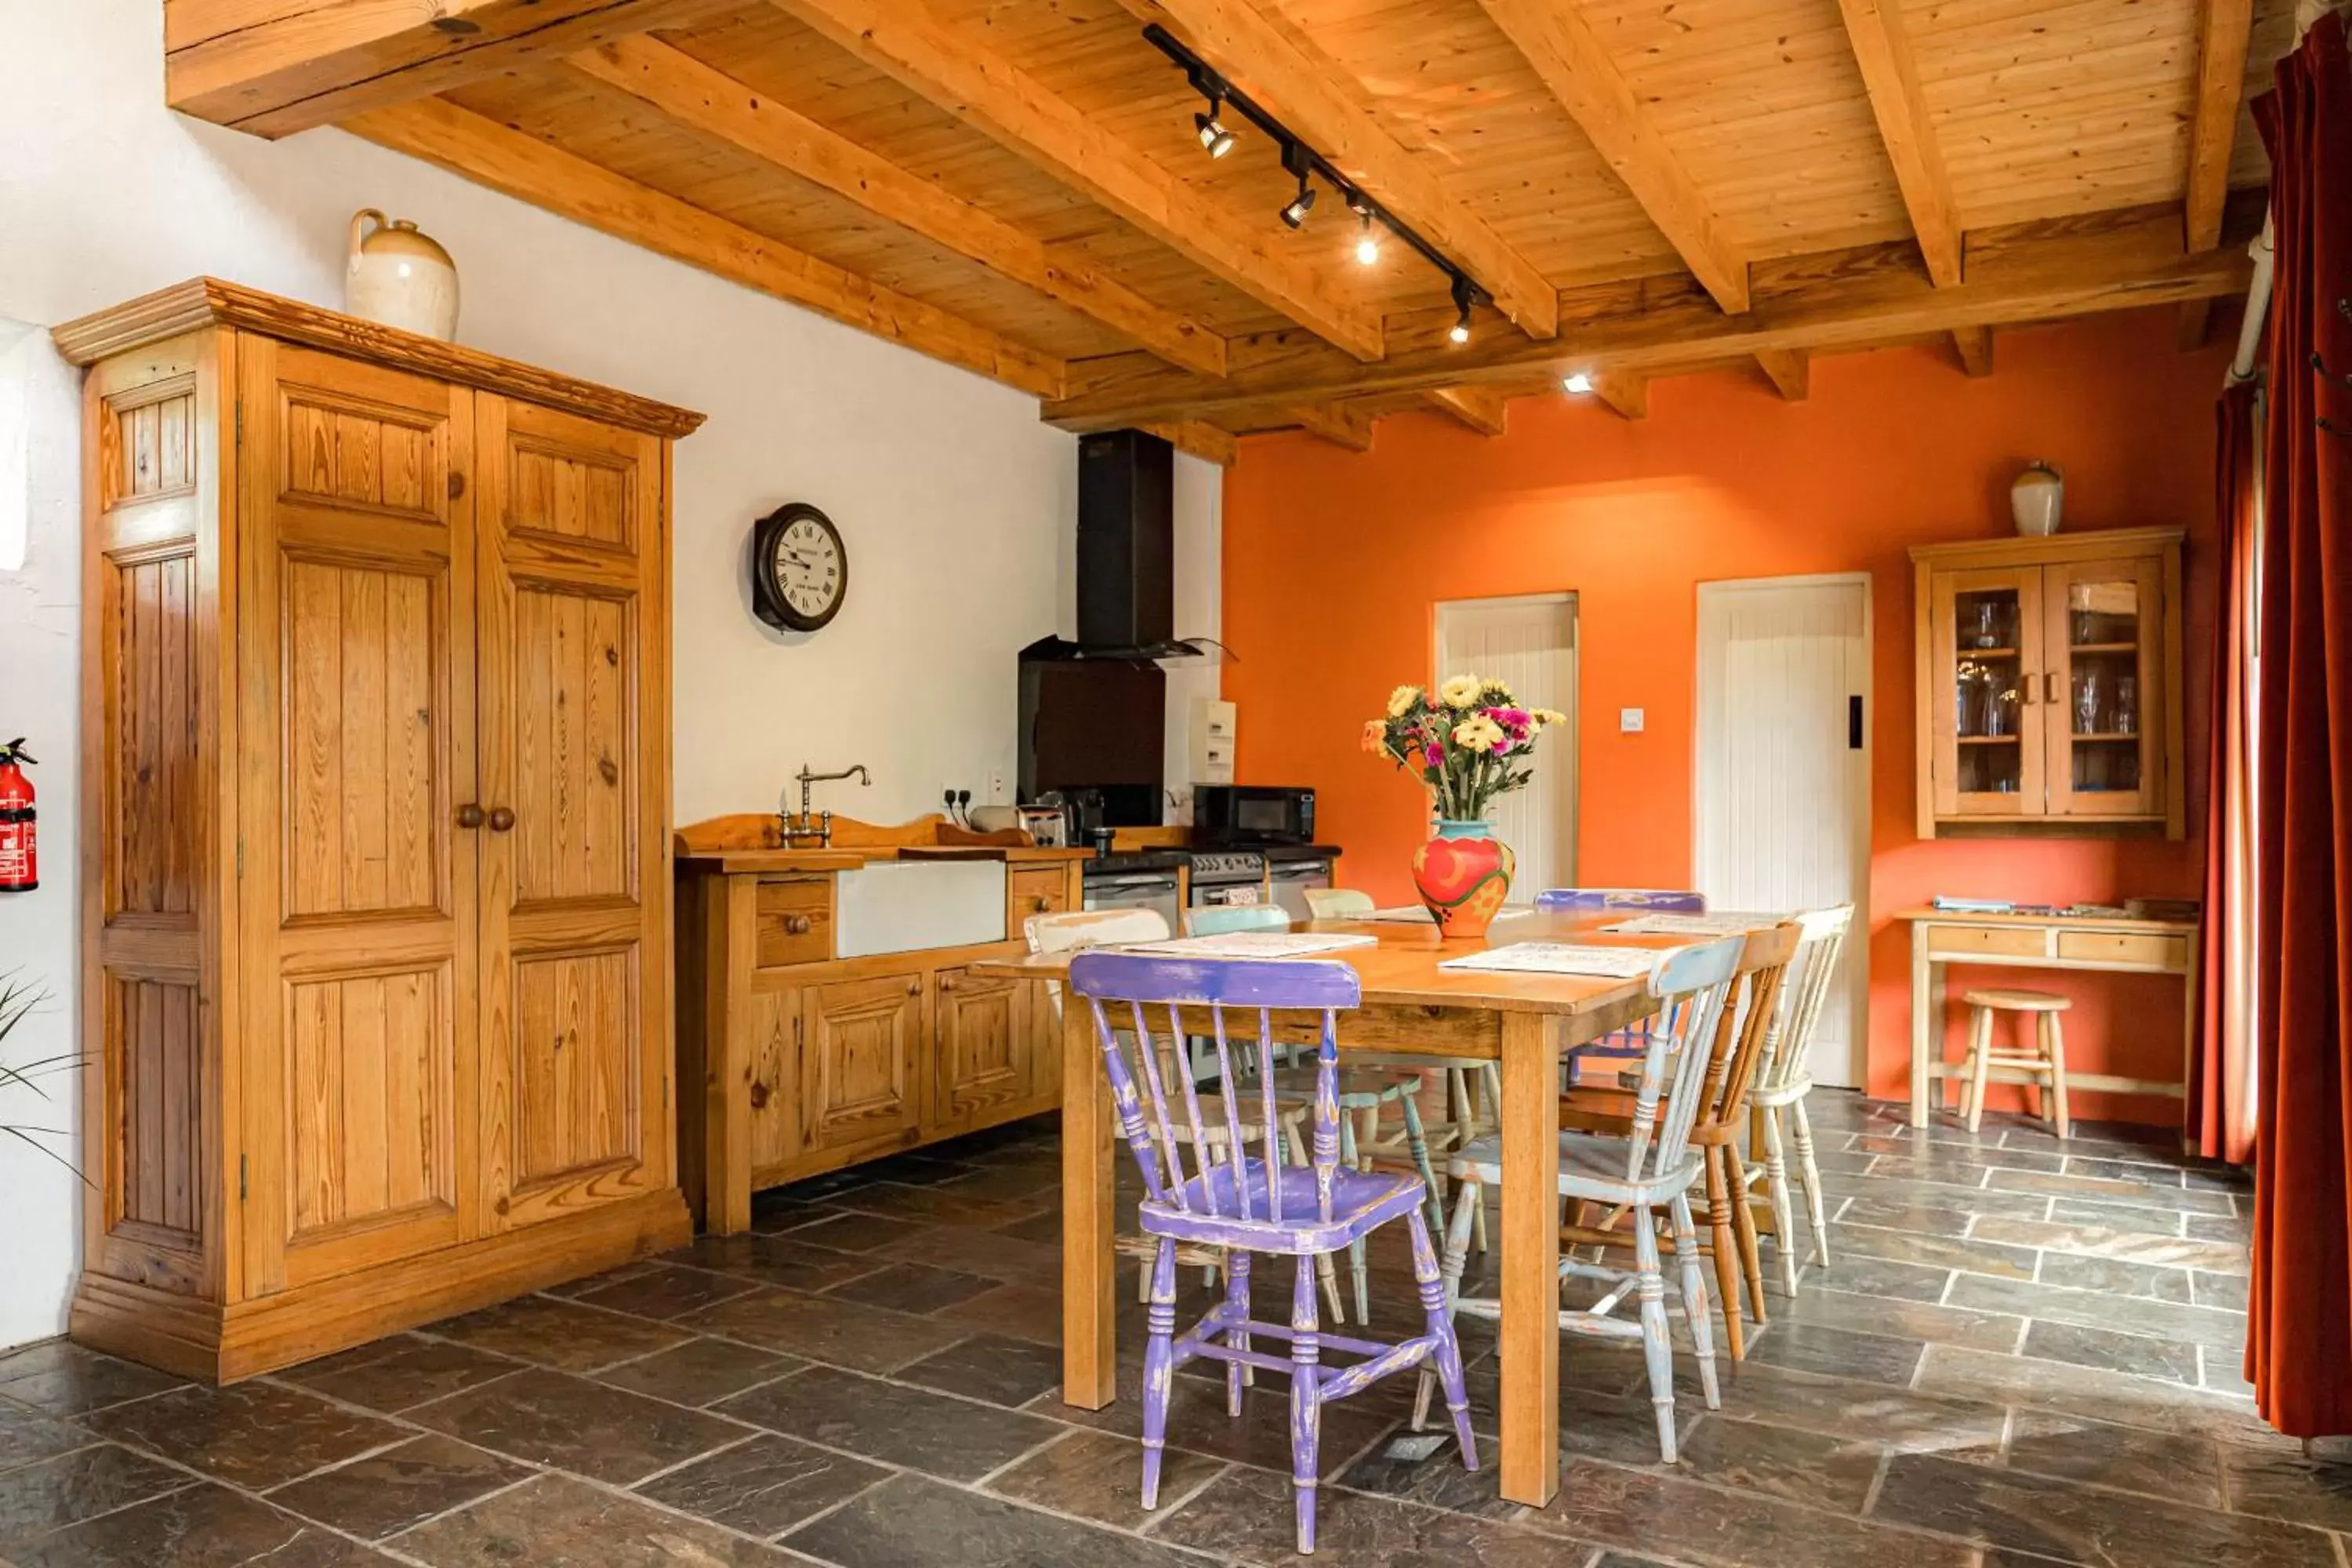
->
[1404,1208,1478,1469]
[1141,1238,1178,1510]
[1963,1006,1994,1133]
[1762,1105,1800,1297]
[1414,1176,1480,1432]
[1287,1120,1346,1326]
[1788,1096,1831,1269]
[1704,1146,1747,1361]
[1400,1093,1443,1239]
[1338,1114,1370,1327]
[2045,1011,2071,1139]
[1723,1138,1769,1326]
[1670,1190,1720,1410]
[1631,1201,1679,1464]
[1224,1250,1253,1416]
[1475,1064,1501,1254]
[1290,1253,1323,1556]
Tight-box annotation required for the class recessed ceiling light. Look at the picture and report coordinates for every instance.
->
[1562,372,1594,394]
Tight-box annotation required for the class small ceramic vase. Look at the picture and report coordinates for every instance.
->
[344,209,459,341]
[2011,461,2063,536]
[1411,819,1515,938]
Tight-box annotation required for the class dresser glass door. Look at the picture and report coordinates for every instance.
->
[2044,558,2163,817]
[1930,567,2044,819]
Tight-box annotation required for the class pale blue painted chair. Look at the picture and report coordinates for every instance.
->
[1181,902,1440,1320]
[1536,887,1709,1087]
[1069,951,1475,1554]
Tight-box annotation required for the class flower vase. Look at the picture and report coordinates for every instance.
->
[1412,819,1514,938]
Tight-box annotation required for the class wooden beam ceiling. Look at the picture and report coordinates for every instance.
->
[1117,0,1556,339]
[341,97,1065,398]
[1287,403,1376,451]
[1951,326,1994,377]
[570,38,1228,376]
[1475,0,1751,314]
[1835,0,1964,288]
[1139,421,1240,466]
[1754,349,1810,401]
[1592,376,1648,420]
[166,0,722,137]
[1044,207,2252,428]
[766,0,1388,362]
[2176,298,2217,353]
[2183,0,2258,252]
[1425,386,1512,436]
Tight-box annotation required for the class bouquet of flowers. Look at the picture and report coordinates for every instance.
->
[1363,674,1566,822]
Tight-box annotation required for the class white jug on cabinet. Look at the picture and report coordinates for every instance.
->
[343,209,459,340]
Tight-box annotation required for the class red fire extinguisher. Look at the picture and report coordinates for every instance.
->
[0,740,36,893]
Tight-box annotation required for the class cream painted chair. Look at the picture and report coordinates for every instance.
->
[1740,904,1852,1295]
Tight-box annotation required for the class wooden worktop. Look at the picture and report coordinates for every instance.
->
[674,811,1094,874]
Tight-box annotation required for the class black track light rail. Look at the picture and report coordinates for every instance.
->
[1142,23,1490,322]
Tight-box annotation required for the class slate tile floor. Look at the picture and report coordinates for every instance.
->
[1,1093,2340,1567]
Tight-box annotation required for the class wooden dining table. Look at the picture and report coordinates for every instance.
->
[975,906,1710,1508]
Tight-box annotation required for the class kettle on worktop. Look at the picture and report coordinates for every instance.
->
[344,209,459,341]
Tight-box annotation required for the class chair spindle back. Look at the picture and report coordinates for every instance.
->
[1693,924,1802,1139]
[1755,905,1853,1094]
[1614,935,1744,1181]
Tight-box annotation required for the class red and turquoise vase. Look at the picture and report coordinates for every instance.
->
[1412,819,1515,938]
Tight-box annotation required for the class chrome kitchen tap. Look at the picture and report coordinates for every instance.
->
[780,764,870,847]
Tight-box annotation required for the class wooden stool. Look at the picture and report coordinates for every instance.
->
[1958,989,2074,1136]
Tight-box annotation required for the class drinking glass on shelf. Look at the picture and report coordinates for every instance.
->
[2113,675,2138,737]
[2074,668,2103,735]
[1970,601,2001,649]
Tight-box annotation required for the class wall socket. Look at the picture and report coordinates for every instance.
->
[988,769,1006,803]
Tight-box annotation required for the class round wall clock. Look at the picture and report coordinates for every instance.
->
[750,503,848,632]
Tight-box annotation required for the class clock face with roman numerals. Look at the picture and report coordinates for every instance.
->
[751,503,847,632]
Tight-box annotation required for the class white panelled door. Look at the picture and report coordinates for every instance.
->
[1695,577,1871,1087]
[1434,594,1578,898]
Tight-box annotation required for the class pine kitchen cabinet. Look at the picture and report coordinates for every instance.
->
[55,280,701,1381]
[673,816,1085,1235]
[1911,528,2186,839]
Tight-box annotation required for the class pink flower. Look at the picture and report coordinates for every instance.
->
[1422,745,1443,770]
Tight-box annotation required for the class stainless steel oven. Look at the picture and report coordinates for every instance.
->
[1187,850,1269,910]
[1081,865,1181,934]
[1267,856,1334,924]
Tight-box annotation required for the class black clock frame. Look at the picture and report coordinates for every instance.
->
[750,502,847,632]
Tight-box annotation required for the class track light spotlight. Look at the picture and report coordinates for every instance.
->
[1281,174,1316,229]
[1562,371,1594,394]
[1348,197,1380,265]
[1448,276,1475,345]
[1195,100,1235,158]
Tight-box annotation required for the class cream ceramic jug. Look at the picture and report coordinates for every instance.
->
[343,209,459,340]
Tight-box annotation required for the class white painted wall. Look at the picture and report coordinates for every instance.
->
[0,0,1217,1349]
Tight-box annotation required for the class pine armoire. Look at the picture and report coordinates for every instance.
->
[53,280,701,1381]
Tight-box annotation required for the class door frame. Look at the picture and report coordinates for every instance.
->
[1431,590,1581,889]
[1691,572,1872,1088]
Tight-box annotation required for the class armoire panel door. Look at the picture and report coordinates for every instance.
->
[238,338,480,1296]
[476,396,671,1231]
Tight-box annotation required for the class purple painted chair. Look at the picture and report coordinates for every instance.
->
[1533,887,1709,914]
[1069,950,1477,1555]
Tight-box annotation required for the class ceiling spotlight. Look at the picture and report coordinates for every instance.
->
[1562,371,1594,394]
[1349,197,1380,265]
[1195,100,1236,158]
[1448,275,1475,345]
[1281,175,1316,229]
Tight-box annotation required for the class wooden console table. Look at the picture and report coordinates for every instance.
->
[1900,908,2201,1124]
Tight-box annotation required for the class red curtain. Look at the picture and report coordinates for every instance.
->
[2191,382,2259,1163]
[2246,10,2352,1440]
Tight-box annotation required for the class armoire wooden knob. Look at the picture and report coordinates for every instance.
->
[748,1081,770,1109]
[455,804,485,829]
[488,807,516,832]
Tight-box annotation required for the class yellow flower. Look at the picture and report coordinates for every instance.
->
[1360,719,1388,754]
[1439,674,1483,710]
[1534,707,1569,728]
[1385,684,1422,719]
[1452,715,1506,753]
[1479,677,1518,706]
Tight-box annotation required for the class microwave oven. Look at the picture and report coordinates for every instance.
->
[1193,785,1316,847]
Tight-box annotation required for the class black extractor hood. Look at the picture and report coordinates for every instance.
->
[1020,429,1223,664]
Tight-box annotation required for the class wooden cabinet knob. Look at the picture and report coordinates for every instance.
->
[488,807,516,833]
[906,979,921,996]
[456,804,485,829]
[938,974,956,992]
[748,1081,770,1109]
[784,914,811,936]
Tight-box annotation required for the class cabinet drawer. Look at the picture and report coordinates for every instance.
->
[1008,866,1071,923]
[756,877,834,966]
[2056,931,2188,970]
[1926,924,2049,960]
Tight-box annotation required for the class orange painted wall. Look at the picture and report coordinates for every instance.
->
[1222,309,2230,1122]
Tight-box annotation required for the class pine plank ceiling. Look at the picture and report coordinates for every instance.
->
[165,0,2290,459]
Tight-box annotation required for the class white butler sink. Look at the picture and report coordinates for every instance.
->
[833,859,1007,957]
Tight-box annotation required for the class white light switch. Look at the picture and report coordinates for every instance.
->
[1620,707,1646,733]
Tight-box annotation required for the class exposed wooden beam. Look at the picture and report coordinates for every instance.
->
[572,38,1226,377]
[341,98,1065,399]
[1475,0,1749,314]
[166,0,723,137]
[2176,297,2217,353]
[1139,421,1239,466]
[1044,207,2252,428]
[767,0,1385,361]
[1592,376,1648,420]
[1754,348,1809,401]
[2183,0,2257,251]
[1951,326,1994,377]
[1425,386,1512,436]
[1288,403,1375,452]
[1118,0,1556,339]
[1834,0,1963,287]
